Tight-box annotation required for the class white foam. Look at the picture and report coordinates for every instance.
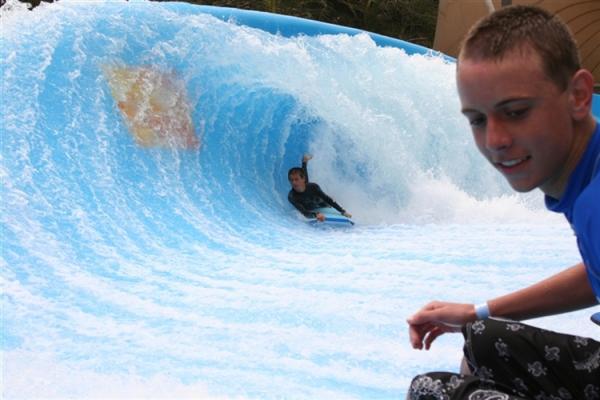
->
[2,4,597,400]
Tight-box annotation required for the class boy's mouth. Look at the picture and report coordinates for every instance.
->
[496,155,531,172]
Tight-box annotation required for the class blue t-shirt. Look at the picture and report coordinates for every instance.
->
[546,122,600,301]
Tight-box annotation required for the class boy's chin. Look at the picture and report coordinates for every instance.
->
[506,180,537,193]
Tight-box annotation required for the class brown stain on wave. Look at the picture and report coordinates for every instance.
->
[104,66,200,149]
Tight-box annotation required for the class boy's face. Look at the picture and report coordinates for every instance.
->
[289,172,306,192]
[457,49,576,197]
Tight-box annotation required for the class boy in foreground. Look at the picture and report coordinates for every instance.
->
[407,5,599,399]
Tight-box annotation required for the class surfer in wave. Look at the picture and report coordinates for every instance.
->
[287,154,352,222]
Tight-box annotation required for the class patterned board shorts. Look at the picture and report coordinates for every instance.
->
[408,318,600,400]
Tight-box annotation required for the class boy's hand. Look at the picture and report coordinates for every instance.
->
[303,154,313,162]
[407,301,476,350]
[343,212,352,218]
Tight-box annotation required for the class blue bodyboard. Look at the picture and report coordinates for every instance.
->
[307,207,354,226]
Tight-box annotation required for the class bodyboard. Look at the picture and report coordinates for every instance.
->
[307,207,354,226]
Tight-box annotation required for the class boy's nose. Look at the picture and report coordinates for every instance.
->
[485,118,511,151]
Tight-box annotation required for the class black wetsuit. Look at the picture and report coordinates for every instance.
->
[288,161,346,218]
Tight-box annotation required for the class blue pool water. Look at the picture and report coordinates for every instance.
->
[2,1,599,398]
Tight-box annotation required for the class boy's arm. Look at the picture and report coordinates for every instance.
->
[486,262,597,320]
[314,185,346,215]
[302,160,309,183]
[301,154,312,183]
[407,262,598,350]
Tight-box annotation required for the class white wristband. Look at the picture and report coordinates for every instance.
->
[474,302,490,319]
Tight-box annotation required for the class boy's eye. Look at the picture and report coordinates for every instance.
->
[462,110,486,128]
[468,115,486,127]
[505,108,529,118]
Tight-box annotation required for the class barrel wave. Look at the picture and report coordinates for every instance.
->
[2,1,599,399]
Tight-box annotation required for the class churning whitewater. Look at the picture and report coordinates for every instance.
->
[1,1,597,399]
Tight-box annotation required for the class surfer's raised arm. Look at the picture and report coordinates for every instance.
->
[302,153,312,183]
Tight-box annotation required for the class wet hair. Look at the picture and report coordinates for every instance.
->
[287,167,305,181]
[459,5,580,91]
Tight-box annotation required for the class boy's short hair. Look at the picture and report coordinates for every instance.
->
[288,167,305,180]
[459,5,580,90]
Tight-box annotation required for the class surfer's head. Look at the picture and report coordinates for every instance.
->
[458,5,580,91]
[288,168,307,192]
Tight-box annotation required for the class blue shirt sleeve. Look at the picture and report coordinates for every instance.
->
[573,174,600,301]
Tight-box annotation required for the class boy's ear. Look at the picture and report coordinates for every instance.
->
[568,69,594,120]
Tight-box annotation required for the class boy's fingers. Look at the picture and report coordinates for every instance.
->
[424,327,444,350]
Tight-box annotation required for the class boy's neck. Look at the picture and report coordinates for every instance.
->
[543,115,597,199]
